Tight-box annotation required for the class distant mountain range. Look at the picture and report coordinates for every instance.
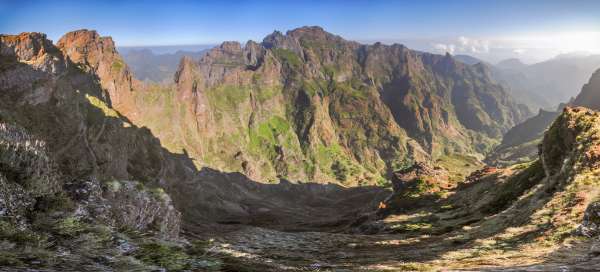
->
[119,48,208,83]
[455,53,600,111]
[486,68,600,166]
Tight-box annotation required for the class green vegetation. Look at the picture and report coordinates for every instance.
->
[134,242,190,271]
[85,94,119,118]
[255,85,280,103]
[248,116,302,177]
[391,222,433,232]
[436,153,482,183]
[272,48,301,69]
[111,59,124,72]
[54,217,86,237]
[133,241,222,271]
[314,143,361,182]
[206,85,249,114]
[0,221,47,247]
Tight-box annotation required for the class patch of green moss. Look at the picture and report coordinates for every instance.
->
[85,94,119,118]
[334,81,367,99]
[105,180,122,192]
[134,242,190,271]
[54,217,86,237]
[392,222,433,232]
[206,85,249,114]
[111,59,124,72]
[314,143,361,183]
[272,48,302,69]
[249,116,292,157]
[255,86,280,103]
[149,187,168,202]
[0,252,23,267]
[0,221,46,247]
[436,153,482,183]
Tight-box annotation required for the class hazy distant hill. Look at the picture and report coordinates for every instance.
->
[454,54,486,65]
[120,48,209,83]
[493,54,600,110]
[487,68,600,166]
[496,58,527,70]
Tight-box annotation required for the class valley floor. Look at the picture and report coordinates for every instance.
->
[191,224,598,271]
[182,161,600,271]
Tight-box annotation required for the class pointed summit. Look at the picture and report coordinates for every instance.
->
[57,29,136,110]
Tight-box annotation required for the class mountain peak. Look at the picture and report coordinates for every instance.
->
[496,58,526,70]
[57,29,117,65]
[0,32,64,73]
[0,32,58,59]
[57,29,135,109]
[286,26,327,36]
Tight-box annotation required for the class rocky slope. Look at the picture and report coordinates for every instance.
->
[0,32,221,270]
[115,26,530,185]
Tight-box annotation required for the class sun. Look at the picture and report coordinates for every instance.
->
[555,31,600,54]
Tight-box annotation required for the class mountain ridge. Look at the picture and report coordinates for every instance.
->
[128,26,530,184]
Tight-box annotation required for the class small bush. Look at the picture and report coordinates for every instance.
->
[134,242,190,271]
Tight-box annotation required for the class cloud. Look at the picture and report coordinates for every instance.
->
[431,36,491,55]
[458,36,490,53]
[513,48,526,54]
[433,43,455,54]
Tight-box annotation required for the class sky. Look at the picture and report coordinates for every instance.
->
[2,0,600,63]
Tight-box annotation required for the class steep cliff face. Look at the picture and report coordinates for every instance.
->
[122,26,529,185]
[56,30,139,114]
[0,32,214,270]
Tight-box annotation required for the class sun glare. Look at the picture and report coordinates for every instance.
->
[557,31,600,53]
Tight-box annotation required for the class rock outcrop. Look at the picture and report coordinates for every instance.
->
[57,30,139,113]
[579,201,600,237]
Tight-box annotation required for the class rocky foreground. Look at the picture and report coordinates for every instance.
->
[1,29,600,271]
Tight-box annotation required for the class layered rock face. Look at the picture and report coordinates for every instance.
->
[116,26,529,185]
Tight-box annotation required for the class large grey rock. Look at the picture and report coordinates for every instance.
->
[578,201,600,237]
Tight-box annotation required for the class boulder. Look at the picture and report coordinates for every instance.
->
[578,201,600,237]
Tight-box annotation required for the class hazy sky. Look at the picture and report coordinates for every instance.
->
[2,0,600,63]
